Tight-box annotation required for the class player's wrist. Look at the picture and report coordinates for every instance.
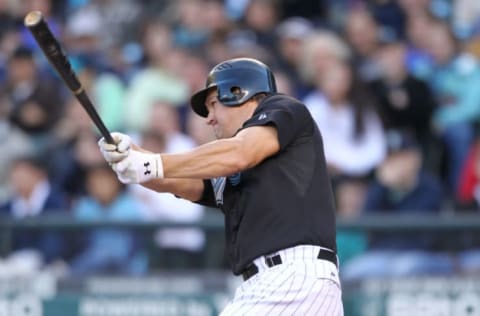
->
[134,151,164,182]
[112,150,164,184]
[153,153,164,179]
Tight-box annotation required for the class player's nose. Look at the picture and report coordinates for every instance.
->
[206,111,215,125]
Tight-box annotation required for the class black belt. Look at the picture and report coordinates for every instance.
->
[242,248,338,281]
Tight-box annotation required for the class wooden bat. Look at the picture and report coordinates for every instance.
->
[24,11,114,144]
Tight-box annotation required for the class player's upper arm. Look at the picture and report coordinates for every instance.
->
[234,125,280,169]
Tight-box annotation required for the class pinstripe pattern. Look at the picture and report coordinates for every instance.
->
[220,245,343,316]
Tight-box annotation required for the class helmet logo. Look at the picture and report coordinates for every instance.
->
[216,62,233,71]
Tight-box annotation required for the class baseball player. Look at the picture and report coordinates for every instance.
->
[99,58,343,315]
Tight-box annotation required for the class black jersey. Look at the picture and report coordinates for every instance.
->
[196,94,337,275]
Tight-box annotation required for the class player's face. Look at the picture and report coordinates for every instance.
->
[205,89,243,139]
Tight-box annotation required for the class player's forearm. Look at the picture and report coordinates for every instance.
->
[141,178,204,202]
[162,138,247,179]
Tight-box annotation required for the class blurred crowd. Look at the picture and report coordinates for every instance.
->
[1,0,480,279]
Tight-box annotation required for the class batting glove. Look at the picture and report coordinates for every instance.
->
[98,132,131,163]
[111,150,164,184]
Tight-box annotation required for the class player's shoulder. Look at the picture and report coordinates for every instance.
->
[257,93,308,113]
[260,93,304,107]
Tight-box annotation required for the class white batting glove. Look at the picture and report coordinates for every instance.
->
[111,150,164,184]
[98,132,131,163]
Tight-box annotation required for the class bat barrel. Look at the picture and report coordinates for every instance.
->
[24,11,83,93]
[24,11,114,144]
[24,11,43,27]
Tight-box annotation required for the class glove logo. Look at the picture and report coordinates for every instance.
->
[144,162,151,175]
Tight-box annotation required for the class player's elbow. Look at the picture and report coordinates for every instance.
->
[228,137,277,172]
[227,140,252,172]
[228,150,250,172]
[231,156,250,173]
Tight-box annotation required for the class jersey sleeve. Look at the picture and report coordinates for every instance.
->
[194,179,218,208]
[241,95,313,150]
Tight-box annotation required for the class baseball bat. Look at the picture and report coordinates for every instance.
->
[24,11,114,144]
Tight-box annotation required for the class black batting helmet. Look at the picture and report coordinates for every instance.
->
[190,58,277,117]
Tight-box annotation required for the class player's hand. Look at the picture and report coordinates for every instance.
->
[98,132,131,163]
[111,150,164,184]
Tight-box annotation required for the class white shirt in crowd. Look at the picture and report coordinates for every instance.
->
[11,180,50,218]
[303,92,386,176]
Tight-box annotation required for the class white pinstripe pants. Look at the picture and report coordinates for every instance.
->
[220,245,343,316]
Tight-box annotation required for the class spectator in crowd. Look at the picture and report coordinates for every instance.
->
[0,12,19,85]
[64,0,141,51]
[53,96,94,144]
[64,2,140,84]
[147,100,196,153]
[203,0,233,38]
[397,0,431,18]
[272,70,294,96]
[73,58,127,132]
[367,0,406,40]
[403,10,437,79]
[241,0,280,52]
[341,131,451,281]
[0,94,34,203]
[369,35,437,168]
[465,21,480,59]
[452,0,480,39]
[343,8,382,82]
[426,21,480,196]
[70,163,148,276]
[63,3,103,56]
[2,46,65,151]
[299,30,351,88]
[303,59,386,214]
[275,16,315,99]
[457,138,480,209]
[49,102,106,201]
[124,20,189,132]
[176,53,210,98]
[280,0,327,23]
[171,0,210,49]
[0,155,69,264]
[222,29,274,65]
[0,0,16,39]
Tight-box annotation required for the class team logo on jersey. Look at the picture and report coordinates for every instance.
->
[211,177,226,206]
[228,172,241,186]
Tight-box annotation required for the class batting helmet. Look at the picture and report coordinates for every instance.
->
[190,58,277,117]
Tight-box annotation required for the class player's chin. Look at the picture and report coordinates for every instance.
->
[213,128,224,139]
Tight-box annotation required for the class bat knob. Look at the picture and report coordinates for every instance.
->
[24,11,43,27]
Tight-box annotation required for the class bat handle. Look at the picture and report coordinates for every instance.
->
[76,91,115,144]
